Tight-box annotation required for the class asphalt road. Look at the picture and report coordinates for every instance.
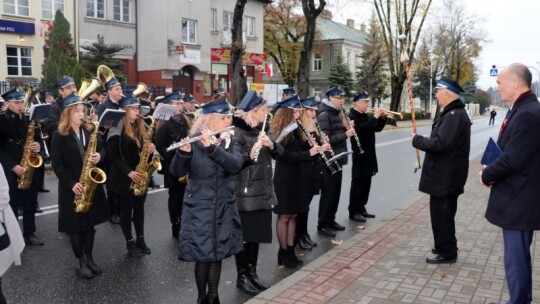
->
[2,114,501,304]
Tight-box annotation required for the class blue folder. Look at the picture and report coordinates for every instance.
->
[481,137,502,165]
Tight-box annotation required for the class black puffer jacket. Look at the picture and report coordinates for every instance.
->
[317,102,349,165]
[232,117,283,212]
[155,116,190,188]
[412,99,471,197]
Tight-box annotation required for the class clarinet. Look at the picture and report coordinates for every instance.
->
[296,119,340,175]
[341,108,365,154]
[314,120,341,171]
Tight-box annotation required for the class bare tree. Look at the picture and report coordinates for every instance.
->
[297,0,327,99]
[373,0,433,111]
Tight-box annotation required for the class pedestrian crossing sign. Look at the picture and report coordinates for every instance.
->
[490,66,498,77]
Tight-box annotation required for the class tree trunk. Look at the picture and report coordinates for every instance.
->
[229,0,248,106]
[389,75,405,112]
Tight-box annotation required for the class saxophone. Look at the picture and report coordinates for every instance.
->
[17,120,43,190]
[74,121,107,213]
[130,116,162,196]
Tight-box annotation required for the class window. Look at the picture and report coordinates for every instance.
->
[313,54,322,71]
[4,0,30,16]
[182,19,197,44]
[223,11,233,31]
[243,16,255,37]
[211,8,217,31]
[346,50,352,65]
[7,47,32,76]
[42,0,64,19]
[86,0,105,19]
[114,0,131,22]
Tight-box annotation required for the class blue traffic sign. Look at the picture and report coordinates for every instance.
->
[490,68,498,77]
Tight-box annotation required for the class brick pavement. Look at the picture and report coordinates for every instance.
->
[248,157,540,304]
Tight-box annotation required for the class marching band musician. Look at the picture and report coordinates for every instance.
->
[269,95,320,268]
[232,91,283,295]
[44,76,78,143]
[0,88,44,246]
[154,90,190,239]
[347,92,386,222]
[182,94,197,121]
[50,94,109,279]
[170,96,244,304]
[107,96,154,257]
[295,97,329,251]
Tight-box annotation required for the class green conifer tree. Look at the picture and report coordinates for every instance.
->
[42,10,84,93]
[80,34,125,82]
[327,53,354,97]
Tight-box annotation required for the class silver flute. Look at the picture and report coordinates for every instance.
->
[166,126,235,151]
[253,113,269,162]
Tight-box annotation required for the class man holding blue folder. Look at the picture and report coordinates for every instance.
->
[481,63,540,304]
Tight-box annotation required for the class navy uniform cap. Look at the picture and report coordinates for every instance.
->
[105,78,122,91]
[282,87,296,95]
[353,92,370,102]
[277,95,302,109]
[119,95,140,108]
[326,86,345,97]
[239,90,266,112]
[213,87,226,95]
[163,90,184,103]
[56,75,75,89]
[62,93,85,108]
[1,88,24,101]
[45,92,54,97]
[436,76,464,95]
[201,95,232,115]
[183,95,195,103]
[301,97,318,110]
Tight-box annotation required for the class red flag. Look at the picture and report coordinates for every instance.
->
[47,19,53,33]
[265,63,273,79]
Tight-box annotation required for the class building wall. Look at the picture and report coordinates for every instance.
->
[0,0,75,83]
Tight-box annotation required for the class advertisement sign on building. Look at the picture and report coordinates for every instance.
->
[179,49,201,64]
[0,19,35,35]
[211,48,266,65]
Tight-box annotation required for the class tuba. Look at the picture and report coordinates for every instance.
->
[23,85,40,115]
[132,82,150,99]
[79,77,105,101]
[74,121,107,213]
[97,64,116,85]
[130,116,162,196]
[17,120,43,189]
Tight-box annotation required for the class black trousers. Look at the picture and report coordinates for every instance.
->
[107,187,120,217]
[489,117,495,125]
[348,176,372,216]
[119,193,146,241]
[430,195,458,257]
[168,182,186,224]
[296,195,314,236]
[317,171,343,228]
[6,172,37,236]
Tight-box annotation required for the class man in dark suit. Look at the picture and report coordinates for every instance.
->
[44,76,77,141]
[348,92,386,222]
[0,88,44,246]
[481,63,540,304]
[412,76,471,264]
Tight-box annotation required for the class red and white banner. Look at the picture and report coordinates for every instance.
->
[211,48,267,65]
[265,63,273,79]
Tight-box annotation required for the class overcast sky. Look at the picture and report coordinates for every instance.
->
[328,0,540,91]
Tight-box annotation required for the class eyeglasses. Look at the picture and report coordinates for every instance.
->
[101,93,108,97]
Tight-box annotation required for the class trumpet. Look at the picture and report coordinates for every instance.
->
[371,107,404,120]
[166,126,235,151]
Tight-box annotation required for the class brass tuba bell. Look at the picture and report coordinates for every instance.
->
[132,82,150,99]
[79,77,105,101]
[23,85,41,115]
[96,64,116,85]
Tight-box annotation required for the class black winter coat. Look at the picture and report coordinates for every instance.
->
[482,92,540,230]
[412,99,471,197]
[170,136,244,262]
[95,98,120,118]
[51,129,109,233]
[155,116,190,188]
[44,98,63,140]
[273,130,312,214]
[317,102,349,165]
[232,118,283,211]
[349,109,386,178]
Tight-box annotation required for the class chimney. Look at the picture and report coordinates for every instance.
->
[346,19,354,28]
[360,22,366,32]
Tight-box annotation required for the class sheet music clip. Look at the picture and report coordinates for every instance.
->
[98,109,125,128]
[276,121,298,143]
[327,150,353,163]
[29,103,51,121]
[152,103,176,121]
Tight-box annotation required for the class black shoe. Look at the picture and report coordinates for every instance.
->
[303,234,317,248]
[288,246,303,265]
[361,212,375,218]
[236,271,260,295]
[24,234,44,246]
[277,248,297,269]
[85,254,102,275]
[317,227,336,237]
[136,237,151,254]
[349,214,367,223]
[197,297,209,304]
[34,205,43,214]
[425,253,457,264]
[126,240,143,257]
[110,214,121,224]
[75,257,94,279]
[38,186,50,193]
[431,248,437,254]
[329,222,345,231]
[172,223,180,239]
[295,235,312,251]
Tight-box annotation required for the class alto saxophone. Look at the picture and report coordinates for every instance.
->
[74,121,107,213]
[17,120,43,190]
[130,117,162,196]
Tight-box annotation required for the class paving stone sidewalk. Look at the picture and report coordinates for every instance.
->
[248,157,540,304]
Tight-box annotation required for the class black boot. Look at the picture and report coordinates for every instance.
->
[75,257,94,279]
[126,239,143,257]
[136,236,151,254]
[197,296,209,304]
[295,234,312,251]
[85,254,102,275]
[235,252,260,295]
[246,243,271,290]
[172,223,180,239]
[288,246,303,266]
[303,234,317,248]
[277,247,296,269]
[208,296,220,304]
